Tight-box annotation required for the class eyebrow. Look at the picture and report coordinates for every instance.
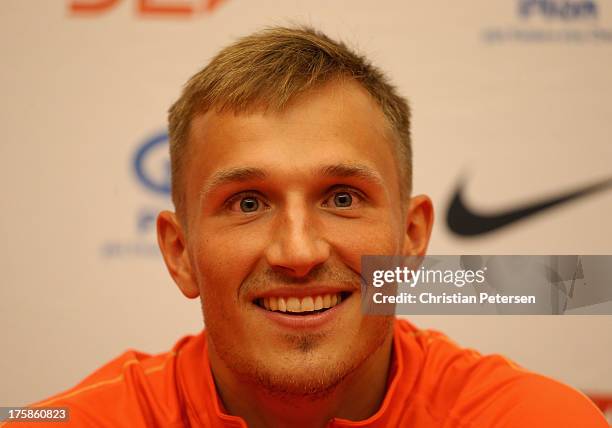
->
[316,163,384,186]
[199,162,384,200]
[200,167,268,199]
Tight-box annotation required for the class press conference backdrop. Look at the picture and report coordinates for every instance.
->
[1,0,611,408]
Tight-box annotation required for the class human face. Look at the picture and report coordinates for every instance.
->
[160,80,428,396]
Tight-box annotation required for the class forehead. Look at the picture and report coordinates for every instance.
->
[184,79,402,203]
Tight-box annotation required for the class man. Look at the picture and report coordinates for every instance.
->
[8,26,606,427]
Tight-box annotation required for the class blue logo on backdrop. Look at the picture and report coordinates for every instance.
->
[100,130,172,259]
[133,131,171,196]
[481,0,612,43]
[518,0,598,19]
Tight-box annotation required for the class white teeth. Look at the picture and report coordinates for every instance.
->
[269,297,278,311]
[301,296,314,312]
[323,294,331,308]
[330,294,337,306]
[286,297,301,312]
[314,295,323,311]
[259,293,344,313]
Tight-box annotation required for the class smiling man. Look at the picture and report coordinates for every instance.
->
[154,28,430,426]
[9,26,607,428]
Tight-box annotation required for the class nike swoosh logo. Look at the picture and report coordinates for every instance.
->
[447,176,612,236]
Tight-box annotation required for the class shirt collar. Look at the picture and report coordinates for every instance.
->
[177,319,420,427]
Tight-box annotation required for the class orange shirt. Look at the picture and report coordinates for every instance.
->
[3,319,607,427]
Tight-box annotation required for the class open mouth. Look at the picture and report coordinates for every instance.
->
[255,292,352,316]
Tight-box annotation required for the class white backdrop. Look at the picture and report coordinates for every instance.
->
[1,0,611,406]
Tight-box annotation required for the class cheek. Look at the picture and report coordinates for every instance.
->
[326,216,404,267]
[192,227,267,303]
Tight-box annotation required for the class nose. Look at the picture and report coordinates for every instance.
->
[264,196,331,278]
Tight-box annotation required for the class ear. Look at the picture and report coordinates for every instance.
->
[402,195,434,256]
[157,210,200,298]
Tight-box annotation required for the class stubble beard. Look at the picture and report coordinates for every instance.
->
[205,306,393,399]
[202,264,393,399]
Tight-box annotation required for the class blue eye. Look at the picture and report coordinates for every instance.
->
[226,193,266,214]
[322,188,364,210]
[333,192,353,208]
[239,197,259,212]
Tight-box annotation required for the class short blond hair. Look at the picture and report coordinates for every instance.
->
[168,26,412,214]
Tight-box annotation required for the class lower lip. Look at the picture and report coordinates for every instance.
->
[255,295,350,330]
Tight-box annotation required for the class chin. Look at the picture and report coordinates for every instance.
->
[244,351,360,398]
[215,322,393,399]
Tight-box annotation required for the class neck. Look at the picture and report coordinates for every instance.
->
[208,334,394,428]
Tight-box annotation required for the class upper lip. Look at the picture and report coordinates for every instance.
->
[250,285,356,301]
